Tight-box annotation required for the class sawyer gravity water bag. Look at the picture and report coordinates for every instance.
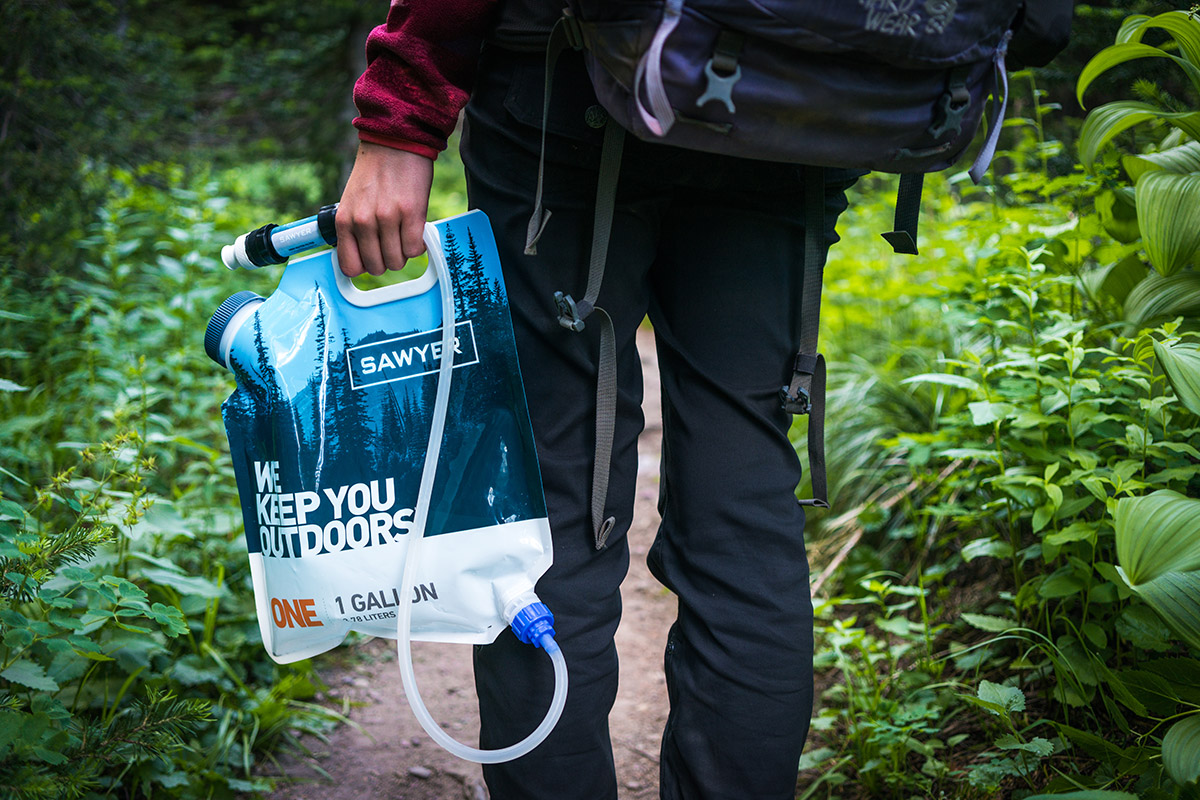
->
[206,210,552,665]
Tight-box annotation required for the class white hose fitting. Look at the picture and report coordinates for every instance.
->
[221,233,256,271]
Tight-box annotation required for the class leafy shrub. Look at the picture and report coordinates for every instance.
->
[0,165,347,798]
[800,31,1200,793]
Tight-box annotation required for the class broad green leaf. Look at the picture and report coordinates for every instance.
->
[1162,714,1200,786]
[977,680,1025,715]
[1115,604,1173,651]
[901,373,979,392]
[138,568,225,600]
[938,447,1003,464]
[0,660,60,692]
[1044,522,1099,548]
[960,613,1020,632]
[962,537,1012,562]
[1039,571,1086,599]
[1124,141,1200,182]
[1078,43,1200,108]
[32,747,68,765]
[1122,10,1200,81]
[1135,171,1200,276]
[1117,491,1200,583]
[152,772,191,789]
[1095,188,1141,244]
[798,746,836,771]
[1115,490,1200,650]
[968,401,1014,426]
[1082,621,1108,649]
[995,735,1054,757]
[1124,271,1200,329]
[1152,339,1200,416]
[1078,102,1200,173]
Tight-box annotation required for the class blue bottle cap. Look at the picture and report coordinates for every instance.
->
[204,291,263,368]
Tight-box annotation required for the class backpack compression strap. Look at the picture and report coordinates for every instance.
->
[780,166,831,509]
[527,15,625,550]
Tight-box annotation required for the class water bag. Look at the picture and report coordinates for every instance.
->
[206,209,564,761]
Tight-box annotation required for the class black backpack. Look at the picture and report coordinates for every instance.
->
[524,1,1073,544]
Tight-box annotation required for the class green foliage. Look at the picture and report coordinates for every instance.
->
[962,680,1059,792]
[1078,9,1200,292]
[806,575,961,798]
[1162,712,1200,786]
[802,31,1200,795]
[1115,490,1200,651]
[0,165,361,798]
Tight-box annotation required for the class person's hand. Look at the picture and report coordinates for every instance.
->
[335,141,436,277]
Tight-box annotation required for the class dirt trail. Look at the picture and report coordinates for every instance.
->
[261,327,674,800]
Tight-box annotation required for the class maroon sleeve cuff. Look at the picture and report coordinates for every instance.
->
[352,0,497,152]
[358,131,442,161]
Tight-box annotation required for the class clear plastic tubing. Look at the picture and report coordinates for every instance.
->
[395,224,568,764]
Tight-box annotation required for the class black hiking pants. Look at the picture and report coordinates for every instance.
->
[460,45,855,800]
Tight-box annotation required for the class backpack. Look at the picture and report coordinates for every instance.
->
[524,1,1072,542]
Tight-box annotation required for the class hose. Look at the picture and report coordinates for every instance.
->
[394,228,568,763]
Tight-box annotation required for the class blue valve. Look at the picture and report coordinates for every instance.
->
[509,602,558,653]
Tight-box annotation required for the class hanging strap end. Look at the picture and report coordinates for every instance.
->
[881,230,919,255]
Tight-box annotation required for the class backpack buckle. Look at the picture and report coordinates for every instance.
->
[554,291,586,332]
[928,79,971,140]
[779,384,811,415]
[561,10,585,51]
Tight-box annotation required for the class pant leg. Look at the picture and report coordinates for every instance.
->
[634,155,853,800]
[460,47,658,800]
[460,41,856,800]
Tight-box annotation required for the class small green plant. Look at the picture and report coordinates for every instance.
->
[806,573,965,798]
[962,679,1059,792]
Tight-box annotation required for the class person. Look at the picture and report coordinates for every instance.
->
[335,2,858,798]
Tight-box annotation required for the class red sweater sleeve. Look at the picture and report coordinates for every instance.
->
[353,0,499,159]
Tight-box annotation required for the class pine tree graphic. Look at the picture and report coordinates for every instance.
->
[443,224,467,318]
[464,226,487,316]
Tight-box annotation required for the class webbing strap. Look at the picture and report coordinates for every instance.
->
[570,119,624,549]
[782,166,830,509]
[882,173,924,256]
[576,120,625,322]
[590,307,618,549]
[633,0,683,137]
[524,18,576,256]
[529,17,626,547]
[968,31,1012,184]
